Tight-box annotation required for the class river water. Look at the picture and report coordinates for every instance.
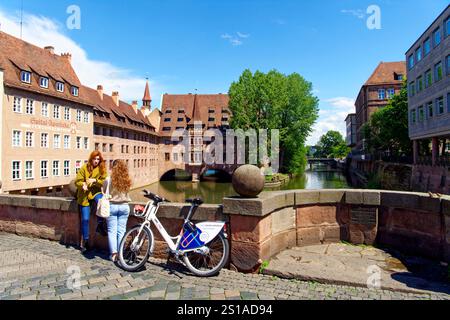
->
[129,167,352,204]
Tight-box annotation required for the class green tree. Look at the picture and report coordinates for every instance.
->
[331,143,351,159]
[228,69,319,174]
[363,81,411,157]
[316,131,349,158]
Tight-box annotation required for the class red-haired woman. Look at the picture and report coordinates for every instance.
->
[103,160,132,262]
[75,151,108,252]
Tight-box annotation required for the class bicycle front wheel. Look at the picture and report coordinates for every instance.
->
[118,225,153,272]
[183,233,229,277]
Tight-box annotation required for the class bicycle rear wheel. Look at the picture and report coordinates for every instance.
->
[183,233,229,277]
[118,225,153,272]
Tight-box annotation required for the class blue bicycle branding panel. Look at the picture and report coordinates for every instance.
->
[180,228,205,250]
[179,222,226,251]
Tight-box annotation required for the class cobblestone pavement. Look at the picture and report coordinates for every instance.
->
[0,233,449,301]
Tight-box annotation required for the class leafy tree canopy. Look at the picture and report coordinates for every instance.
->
[228,69,319,173]
[315,130,349,158]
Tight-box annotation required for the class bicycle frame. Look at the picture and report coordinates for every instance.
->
[133,200,180,252]
[135,199,225,254]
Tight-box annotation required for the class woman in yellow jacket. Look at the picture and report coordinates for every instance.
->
[75,151,107,252]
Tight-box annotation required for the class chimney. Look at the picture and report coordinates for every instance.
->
[112,91,119,106]
[131,100,138,114]
[61,53,72,63]
[97,85,103,100]
[44,46,55,54]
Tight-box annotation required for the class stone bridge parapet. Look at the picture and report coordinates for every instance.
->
[0,189,449,273]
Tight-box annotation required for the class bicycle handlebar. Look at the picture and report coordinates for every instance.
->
[142,190,170,203]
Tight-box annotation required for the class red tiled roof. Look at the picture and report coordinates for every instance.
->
[82,85,156,134]
[159,94,230,136]
[0,31,92,106]
[364,62,406,85]
[0,31,156,135]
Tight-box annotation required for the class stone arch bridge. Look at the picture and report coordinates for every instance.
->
[159,162,240,182]
[307,158,338,170]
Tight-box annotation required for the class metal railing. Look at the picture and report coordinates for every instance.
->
[436,156,450,167]
[417,155,450,167]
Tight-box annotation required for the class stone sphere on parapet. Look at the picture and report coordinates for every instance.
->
[68,179,77,197]
[232,165,265,198]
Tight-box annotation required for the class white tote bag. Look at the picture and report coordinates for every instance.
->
[96,178,111,218]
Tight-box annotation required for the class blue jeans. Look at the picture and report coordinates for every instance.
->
[79,193,103,241]
[106,203,130,255]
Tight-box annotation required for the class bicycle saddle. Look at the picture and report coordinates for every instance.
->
[186,198,204,206]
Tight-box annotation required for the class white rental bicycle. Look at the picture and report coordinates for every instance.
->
[118,190,229,277]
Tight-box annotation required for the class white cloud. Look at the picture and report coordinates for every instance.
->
[325,97,355,109]
[341,9,366,19]
[306,97,355,146]
[0,8,164,104]
[237,32,250,38]
[230,38,243,46]
[307,112,349,146]
[221,32,248,46]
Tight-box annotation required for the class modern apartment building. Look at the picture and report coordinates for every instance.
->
[0,31,94,196]
[352,61,406,172]
[406,5,450,193]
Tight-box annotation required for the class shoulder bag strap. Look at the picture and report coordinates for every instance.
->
[105,177,111,196]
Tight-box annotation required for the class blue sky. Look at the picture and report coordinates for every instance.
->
[0,0,448,144]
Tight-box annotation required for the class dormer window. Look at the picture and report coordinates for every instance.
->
[39,77,49,88]
[20,71,31,84]
[71,86,79,96]
[394,73,404,81]
[56,82,64,92]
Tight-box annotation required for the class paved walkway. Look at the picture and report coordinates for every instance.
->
[0,233,449,300]
[264,244,450,295]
